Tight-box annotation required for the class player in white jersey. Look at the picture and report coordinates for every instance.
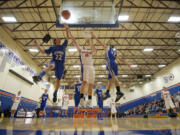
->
[11,91,21,117]
[161,87,176,114]
[61,90,69,117]
[110,98,117,119]
[69,31,97,108]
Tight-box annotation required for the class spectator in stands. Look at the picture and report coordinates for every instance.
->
[151,103,156,113]
[11,91,22,118]
[161,87,176,115]
[175,92,180,110]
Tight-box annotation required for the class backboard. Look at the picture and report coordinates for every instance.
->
[56,0,121,27]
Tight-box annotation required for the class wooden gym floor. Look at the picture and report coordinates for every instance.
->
[0,118,180,135]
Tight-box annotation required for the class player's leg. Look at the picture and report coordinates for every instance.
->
[86,66,95,108]
[86,83,93,108]
[53,79,61,103]
[79,65,88,107]
[112,63,124,102]
[165,101,170,114]
[74,94,80,108]
[103,78,112,100]
[114,76,124,102]
[79,81,87,107]
[97,98,103,120]
[170,100,177,113]
[53,64,64,103]
[33,60,55,83]
[11,103,18,117]
[115,113,117,119]
[103,64,113,100]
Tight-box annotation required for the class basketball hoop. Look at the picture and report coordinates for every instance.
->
[81,17,93,39]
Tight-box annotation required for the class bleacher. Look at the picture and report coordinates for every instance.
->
[117,83,180,118]
[0,83,180,118]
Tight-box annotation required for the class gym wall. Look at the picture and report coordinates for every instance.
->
[0,27,54,103]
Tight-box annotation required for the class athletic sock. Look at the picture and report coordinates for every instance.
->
[88,95,92,100]
[39,71,46,78]
[116,86,120,93]
[80,94,84,99]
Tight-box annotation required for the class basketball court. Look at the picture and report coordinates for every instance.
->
[0,0,180,135]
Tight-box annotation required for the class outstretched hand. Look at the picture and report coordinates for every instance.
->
[34,40,37,44]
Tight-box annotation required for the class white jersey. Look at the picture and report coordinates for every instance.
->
[111,101,116,109]
[62,94,69,105]
[80,49,93,66]
[162,91,171,101]
[14,95,21,104]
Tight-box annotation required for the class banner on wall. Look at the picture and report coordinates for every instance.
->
[0,42,50,87]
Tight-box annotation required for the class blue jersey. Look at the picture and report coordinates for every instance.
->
[96,89,103,99]
[45,40,68,63]
[105,46,117,64]
[75,83,81,95]
[41,93,48,103]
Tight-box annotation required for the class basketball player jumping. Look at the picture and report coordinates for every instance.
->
[92,32,131,102]
[33,24,70,103]
[69,31,97,108]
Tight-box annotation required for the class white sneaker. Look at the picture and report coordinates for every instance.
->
[79,98,85,108]
[86,100,92,108]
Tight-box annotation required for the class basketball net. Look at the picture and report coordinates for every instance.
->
[81,17,93,39]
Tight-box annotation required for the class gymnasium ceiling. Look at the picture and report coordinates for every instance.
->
[0,0,180,87]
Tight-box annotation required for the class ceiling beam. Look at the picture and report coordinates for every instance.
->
[1,21,180,25]
[15,37,178,40]
[0,5,179,10]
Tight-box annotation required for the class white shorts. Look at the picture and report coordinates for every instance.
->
[11,103,19,110]
[82,65,95,84]
[165,100,175,109]
[111,107,117,114]
[62,103,68,110]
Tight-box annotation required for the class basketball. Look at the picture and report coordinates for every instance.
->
[61,10,71,20]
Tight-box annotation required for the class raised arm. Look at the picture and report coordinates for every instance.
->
[86,39,97,54]
[34,40,46,54]
[91,32,107,50]
[64,24,69,40]
[116,56,132,66]
[69,31,81,53]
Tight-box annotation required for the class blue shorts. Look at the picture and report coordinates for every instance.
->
[97,98,103,108]
[54,62,64,80]
[106,62,118,79]
[74,94,80,107]
[48,60,64,80]
[40,102,46,111]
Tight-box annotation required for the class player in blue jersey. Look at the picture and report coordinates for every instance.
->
[33,24,70,103]
[94,83,104,120]
[92,33,131,102]
[71,79,82,108]
[39,89,52,116]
